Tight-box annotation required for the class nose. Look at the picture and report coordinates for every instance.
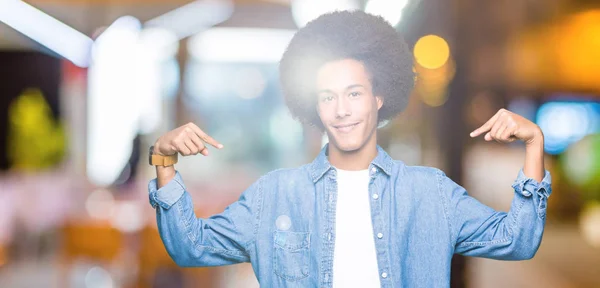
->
[335,96,351,118]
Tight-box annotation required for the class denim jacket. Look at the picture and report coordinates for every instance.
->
[148,144,552,287]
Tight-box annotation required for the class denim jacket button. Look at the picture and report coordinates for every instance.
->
[372,193,379,200]
[377,233,383,239]
[381,272,388,278]
[371,167,377,173]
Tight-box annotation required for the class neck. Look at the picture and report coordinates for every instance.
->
[327,131,378,171]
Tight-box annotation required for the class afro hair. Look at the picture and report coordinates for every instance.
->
[279,10,414,130]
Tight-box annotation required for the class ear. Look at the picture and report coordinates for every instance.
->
[376,96,383,110]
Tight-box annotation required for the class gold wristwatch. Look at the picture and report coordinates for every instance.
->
[149,145,178,166]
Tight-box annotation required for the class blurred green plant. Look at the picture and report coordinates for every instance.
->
[7,88,66,171]
[560,133,600,202]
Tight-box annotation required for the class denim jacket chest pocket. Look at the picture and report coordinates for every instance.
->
[273,230,311,281]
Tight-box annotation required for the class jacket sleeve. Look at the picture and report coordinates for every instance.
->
[437,169,551,260]
[148,171,263,267]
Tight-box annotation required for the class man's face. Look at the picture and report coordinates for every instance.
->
[316,59,383,152]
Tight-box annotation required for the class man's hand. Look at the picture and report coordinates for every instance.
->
[153,123,223,188]
[470,108,545,182]
[154,122,223,157]
[469,108,543,146]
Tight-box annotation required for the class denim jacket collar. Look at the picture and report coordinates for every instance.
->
[308,143,394,183]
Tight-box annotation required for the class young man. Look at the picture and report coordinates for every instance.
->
[148,11,551,287]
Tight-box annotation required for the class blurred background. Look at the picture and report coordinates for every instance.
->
[0,0,599,287]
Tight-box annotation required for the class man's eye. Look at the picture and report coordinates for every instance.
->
[349,92,361,98]
[322,95,334,102]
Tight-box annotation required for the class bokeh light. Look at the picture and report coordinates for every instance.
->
[85,189,115,220]
[414,57,455,107]
[110,201,144,233]
[85,266,114,288]
[417,84,448,107]
[536,102,600,154]
[580,202,600,248]
[561,134,600,200]
[507,9,600,92]
[414,35,450,69]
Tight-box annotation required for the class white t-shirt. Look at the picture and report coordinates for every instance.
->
[332,168,381,287]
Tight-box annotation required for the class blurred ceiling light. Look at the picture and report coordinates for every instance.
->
[414,35,450,69]
[291,0,360,28]
[0,0,93,67]
[92,16,141,61]
[138,27,179,61]
[188,28,296,63]
[88,18,179,187]
[365,0,409,27]
[145,0,233,40]
[136,27,178,135]
[87,16,142,186]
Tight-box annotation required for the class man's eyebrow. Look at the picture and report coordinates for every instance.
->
[345,84,365,90]
[317,84,365,94]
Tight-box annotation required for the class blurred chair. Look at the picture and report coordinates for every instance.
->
[137,223,219,288]
[59,221,124,287]
[0,243,6,268]
[137,225,181,288]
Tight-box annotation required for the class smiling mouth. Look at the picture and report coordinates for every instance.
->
[333,122,360,133]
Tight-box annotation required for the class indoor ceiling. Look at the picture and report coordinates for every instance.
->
[0,0,296,49]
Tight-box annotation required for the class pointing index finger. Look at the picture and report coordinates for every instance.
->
[187,123,224,149]
[470,110,501,137]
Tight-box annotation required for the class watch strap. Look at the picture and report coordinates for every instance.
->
[149,146,178,166]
